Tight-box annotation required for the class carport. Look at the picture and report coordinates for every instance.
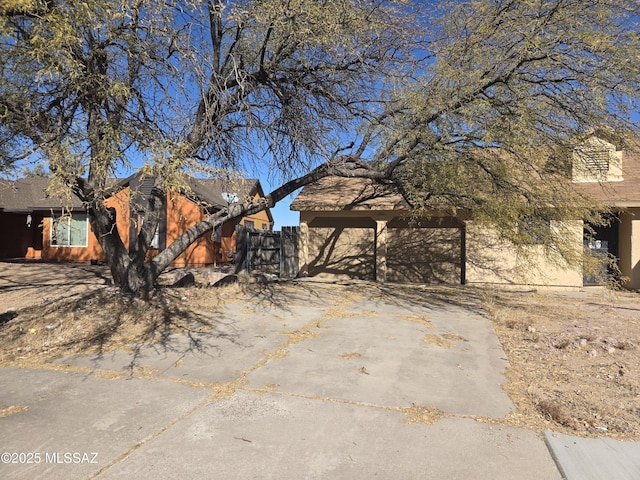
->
[291,177,465,284]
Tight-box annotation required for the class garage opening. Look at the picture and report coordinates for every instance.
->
[386,217,464,284]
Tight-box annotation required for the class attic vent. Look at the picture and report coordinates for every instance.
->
[579,147,610,174]
[572,138,623,183]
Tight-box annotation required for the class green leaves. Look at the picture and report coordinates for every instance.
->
[1,0,638,284]
[378,0,639,264]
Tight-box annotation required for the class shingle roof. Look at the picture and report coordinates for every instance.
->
[0,178,83,212]
[0,175,272,221]
[290,176,410,211]
[190,177,274,223]
[185,177,262,208]
[151,175,273,223]
[291,141,640,212]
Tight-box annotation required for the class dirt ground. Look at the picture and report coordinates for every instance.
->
[0,262,638,440]
[482,287,640,440]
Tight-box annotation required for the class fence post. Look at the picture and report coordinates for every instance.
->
[281,226,300,278]
[234,225,247,274]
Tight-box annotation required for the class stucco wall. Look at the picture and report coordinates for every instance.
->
[165,193,214,267]
[306,216,377,280]
[299,211,584,287]
[242,204,272,231]
[386,217,463,284]
[42,189,130,263]
[299,211,464,284]
[618,208,640,290]
[23,185,271,267]
[165,191,272,267]
[465,220,584,288]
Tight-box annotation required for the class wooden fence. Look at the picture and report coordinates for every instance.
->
[234,225,299,278]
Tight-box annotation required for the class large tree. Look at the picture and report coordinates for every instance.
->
[1,0,639,293]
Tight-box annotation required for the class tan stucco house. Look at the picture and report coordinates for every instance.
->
[0,175,273,267]
[291,135,640,289]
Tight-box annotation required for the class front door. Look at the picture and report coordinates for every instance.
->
[584,219,619,285]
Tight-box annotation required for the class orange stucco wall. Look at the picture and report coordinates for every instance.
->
[41,189,131,263]
[165,193,214,267]
[36,187,271,267]
[165,191,273,267]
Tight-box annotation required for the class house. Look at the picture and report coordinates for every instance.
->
[575,136,640,289]
[290,135,640,289]
[0,175,273,267]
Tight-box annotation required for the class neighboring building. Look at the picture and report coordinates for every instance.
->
[576,136,640,289]
[290,135,640,289]
[0,175,273,267]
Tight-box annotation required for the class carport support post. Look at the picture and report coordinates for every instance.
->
[298,220,309,277]
[375,219,388,282]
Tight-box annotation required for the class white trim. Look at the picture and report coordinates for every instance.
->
[50,213,89,248]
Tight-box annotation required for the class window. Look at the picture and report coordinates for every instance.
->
[139,215,160,249]
[51,213,88,247]
[244,220,254,229]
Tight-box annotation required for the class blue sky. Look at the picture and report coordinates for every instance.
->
[269,192,300,230]
[259,176,302,230]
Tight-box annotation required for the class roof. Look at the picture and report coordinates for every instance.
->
[126,175,263,209]
[0,178,83,213]
[184,176,274,223]
[0,175,274,223]
[290,176,410,211]
[185,177,261,208]
[291,139,640,213]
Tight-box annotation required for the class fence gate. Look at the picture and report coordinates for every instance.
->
[235,225,299,278]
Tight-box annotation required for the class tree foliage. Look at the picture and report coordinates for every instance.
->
[376,0,640,261]
[1,0,639,292]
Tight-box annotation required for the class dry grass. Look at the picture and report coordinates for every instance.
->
[482,288,640,440]
[282,328,320,344]
[0,405,28,417]
[341,352,362,360]
[0,284,231,366]
[402,404,445,425]
[398,314,433,328]
[422,332,467,348]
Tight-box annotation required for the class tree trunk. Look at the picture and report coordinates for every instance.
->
[84,159,384,295]
[88,201,150,294]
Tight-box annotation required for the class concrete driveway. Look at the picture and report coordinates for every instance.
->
[0,277,562,479]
